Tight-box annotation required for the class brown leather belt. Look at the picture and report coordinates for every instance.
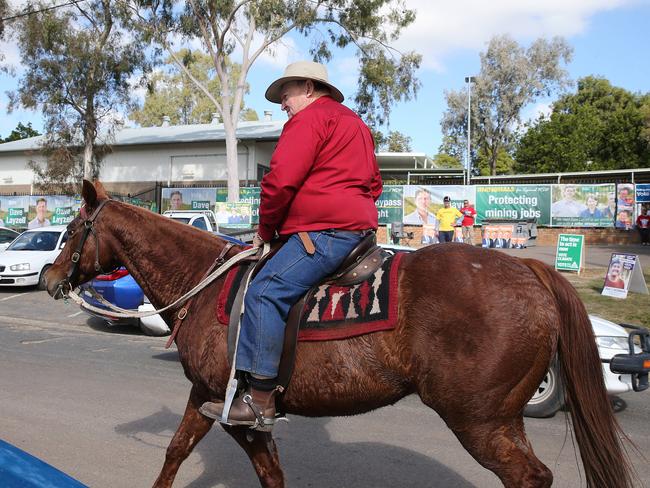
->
[330,229,372,235]
[298,232,316,254]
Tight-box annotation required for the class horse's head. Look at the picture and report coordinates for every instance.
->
[45,179,121,299]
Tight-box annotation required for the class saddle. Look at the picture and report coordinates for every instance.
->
[227,231,383,388]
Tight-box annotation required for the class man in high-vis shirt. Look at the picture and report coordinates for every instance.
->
[436,196,462,243]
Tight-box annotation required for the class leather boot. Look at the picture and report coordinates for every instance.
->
[199,385,280,430]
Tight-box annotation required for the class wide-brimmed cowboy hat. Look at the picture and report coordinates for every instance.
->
[265,61,344,104]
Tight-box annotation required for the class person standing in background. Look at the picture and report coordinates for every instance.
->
[636,207,650,246]
[459,199,477,245]
[436,196,462,243]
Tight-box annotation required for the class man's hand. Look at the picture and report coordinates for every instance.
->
[253,233,265,248]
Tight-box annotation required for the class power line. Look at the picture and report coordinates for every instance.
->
[1,0,88,23]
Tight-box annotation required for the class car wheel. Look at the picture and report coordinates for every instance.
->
[38,265,51,291]
[524,362,564,418]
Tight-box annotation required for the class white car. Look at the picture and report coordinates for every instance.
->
[0,227,20,252]
[525,314,648,417]
[0,225,68,289]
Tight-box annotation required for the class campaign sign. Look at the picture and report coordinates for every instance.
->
[551,184,615,227]
[239,187,261,224]
[602,253,649,299]
[6,208,27,227]
[636,184,650,203]
[555,234,584,273]
[214,202,252,228]
[476,185,551,225]
[481,224,518,249]
[376,185,403,225]
[191,200,210,211]
[52,207,74,225]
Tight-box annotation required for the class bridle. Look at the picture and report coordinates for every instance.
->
[56,199,112,298]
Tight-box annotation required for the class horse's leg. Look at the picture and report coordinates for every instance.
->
[222,426,284,488]
[449,417,552,488]
[153,385,214,488]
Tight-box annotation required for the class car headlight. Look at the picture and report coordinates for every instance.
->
[10,263,30,271]
[595,336,629,351]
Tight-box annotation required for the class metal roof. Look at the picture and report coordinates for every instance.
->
[374,152,438,169]
[0,120,286,153]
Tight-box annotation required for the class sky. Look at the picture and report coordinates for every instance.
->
[1,0,649,157]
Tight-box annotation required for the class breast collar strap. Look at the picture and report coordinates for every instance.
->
[65,199,111,289]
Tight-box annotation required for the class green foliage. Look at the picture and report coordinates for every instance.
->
[1,122,40,142]
[240,108,259,122]
[9,0,149,185]
[129,0,420,199]
[515,77,650,173]
[130,50,256,126]
[432,152,462,169]
[475,146,515,175]
[441,35,572,175]
[376,130,412,152]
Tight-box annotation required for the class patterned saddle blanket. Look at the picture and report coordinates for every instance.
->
[216,251,404,341]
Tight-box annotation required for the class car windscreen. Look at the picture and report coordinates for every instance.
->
[171,217,191,224]
[6,231,60,251]
[0,229,18,244]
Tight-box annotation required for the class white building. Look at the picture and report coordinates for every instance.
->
[0,119,446,194]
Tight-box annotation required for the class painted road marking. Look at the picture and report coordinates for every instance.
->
[0,294,22,301]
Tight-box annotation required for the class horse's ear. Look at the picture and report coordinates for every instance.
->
[82,180,97,207]
[94,180,109,200]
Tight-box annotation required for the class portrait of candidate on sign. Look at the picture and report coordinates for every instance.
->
[601,253,639,299]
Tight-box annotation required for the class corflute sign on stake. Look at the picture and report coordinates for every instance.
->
[555,234,585,273]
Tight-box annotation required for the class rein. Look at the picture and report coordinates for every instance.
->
[65,246,259,319]
[59,198,260,322]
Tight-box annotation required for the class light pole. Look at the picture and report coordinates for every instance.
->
[465,76,476,186]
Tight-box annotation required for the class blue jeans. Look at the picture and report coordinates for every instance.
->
[235,230,364,377]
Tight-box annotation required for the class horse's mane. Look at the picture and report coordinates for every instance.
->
[100,200,242,312]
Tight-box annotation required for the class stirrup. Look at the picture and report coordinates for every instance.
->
[220,394,288,432]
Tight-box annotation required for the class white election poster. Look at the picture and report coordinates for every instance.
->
[601,253,649,299]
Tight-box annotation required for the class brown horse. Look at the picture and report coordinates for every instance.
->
[45,180,634,488]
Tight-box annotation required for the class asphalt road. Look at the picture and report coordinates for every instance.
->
[1,285,650,488]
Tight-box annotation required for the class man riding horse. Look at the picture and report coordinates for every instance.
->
[199,61,383,427]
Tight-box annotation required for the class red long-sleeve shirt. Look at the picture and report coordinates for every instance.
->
[257,96,382,241]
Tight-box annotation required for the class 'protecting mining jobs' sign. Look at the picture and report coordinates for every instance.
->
[555,234,584,273]
[475,185,551,225]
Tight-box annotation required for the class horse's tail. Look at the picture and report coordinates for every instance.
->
[522,258,634,488]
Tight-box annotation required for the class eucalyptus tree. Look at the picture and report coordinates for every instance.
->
[0,0,7,38]
[441,35,572,175]
[8,0,148,186]
[128,0,421,201]
[130,49,257,126]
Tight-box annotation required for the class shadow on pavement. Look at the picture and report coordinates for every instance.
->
[84,316,142,336]
[115,407,475,488]
[151,351,180,362]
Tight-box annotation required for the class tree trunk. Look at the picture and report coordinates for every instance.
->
[223,113,240,202]
[83,112,96,179]
[490,143,498,176]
